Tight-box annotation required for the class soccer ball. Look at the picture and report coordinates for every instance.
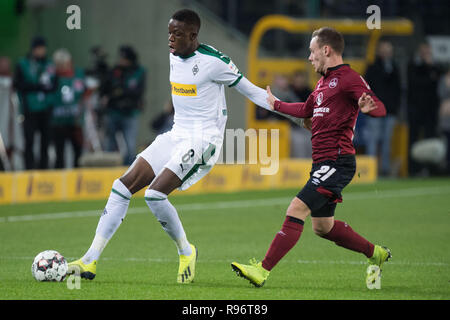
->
[31,250,68,282]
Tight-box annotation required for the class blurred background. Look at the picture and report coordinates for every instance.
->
[1,0,450,180]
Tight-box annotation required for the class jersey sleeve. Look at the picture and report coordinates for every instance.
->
[233,76,270,110]
[233,76,304,127]
[274,94,314,118]
[343,73,386,117]
[208,56,243,87]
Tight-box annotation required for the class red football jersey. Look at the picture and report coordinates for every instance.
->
[274,64,386,163]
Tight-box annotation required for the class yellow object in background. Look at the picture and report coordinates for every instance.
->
[66,169,123,201]
[0,156,377,204]
[0,173,13,205]
[15,170,65,203]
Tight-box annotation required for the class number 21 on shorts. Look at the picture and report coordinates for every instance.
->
[312,165,336,184]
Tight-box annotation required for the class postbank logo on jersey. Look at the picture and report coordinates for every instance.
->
[171,82,197,96]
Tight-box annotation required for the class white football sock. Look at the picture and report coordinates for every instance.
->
[82,179,131,264]
[145,189,192,256]
[81,234,108,265]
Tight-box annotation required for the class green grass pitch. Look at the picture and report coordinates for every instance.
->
[0,178,449,300]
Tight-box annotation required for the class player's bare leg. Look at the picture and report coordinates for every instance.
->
[120,157,157,194]
[286,197,311,221]
[310,216,334,236]
[68,157,156,279]
[145,168,197,284]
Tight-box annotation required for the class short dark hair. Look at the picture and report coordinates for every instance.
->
[312,27,345,55]
[119,45,138,64]
[172,9,201,32]
[31,35,47,49]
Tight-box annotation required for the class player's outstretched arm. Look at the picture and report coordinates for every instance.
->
[267,86,313,119]
[266,85,277,110]
[233,77,304,127]
[345,73,386,118]
[358,92,386,117]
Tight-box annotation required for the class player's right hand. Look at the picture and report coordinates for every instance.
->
[266,86,275,110]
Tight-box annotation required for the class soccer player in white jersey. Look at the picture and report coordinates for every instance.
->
[68,9,302,283]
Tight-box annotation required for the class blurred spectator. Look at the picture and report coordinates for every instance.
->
[85,46,109,94]
[288,70,312,158]
[407,42,441,175]
[353,113,367,153]
[13,36,56,169]
[256,73,295,120]
[83,46,110,153]
[0,57,13,171]
[151,99,174,135]
[102,45,146,165]
[438,69,450,173]
[51,49,85,168]
[270,73,298,103]
[364,40,401,176]
[290,70,311,102]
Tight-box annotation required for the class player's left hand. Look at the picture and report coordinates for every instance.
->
[266,86,276,110]
[358,92,378,114]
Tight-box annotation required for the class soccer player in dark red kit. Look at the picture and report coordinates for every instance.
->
[231,27,391,289]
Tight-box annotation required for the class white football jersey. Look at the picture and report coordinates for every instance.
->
[169,44,242,137]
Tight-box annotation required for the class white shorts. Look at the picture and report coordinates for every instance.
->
[137,130,222,191]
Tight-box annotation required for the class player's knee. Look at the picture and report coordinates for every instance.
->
[118,176,133,192]
[312,220,333,237]
[112,179,132,200]
[119,158,156,194]
[119,174,144,195]
[144,189,168,213]
[312,224,329,237]
[286,197,310,221]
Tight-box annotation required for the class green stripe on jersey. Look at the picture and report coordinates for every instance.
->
[179,52,196,59]
[229,74,243,87]
[197,44,231,64]
[181,143,216,184]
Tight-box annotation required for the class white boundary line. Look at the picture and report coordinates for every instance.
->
[5,255,449,267]
[1,185,450,223]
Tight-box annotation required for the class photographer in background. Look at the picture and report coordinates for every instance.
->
[407,42,441,176]
[51,49,85,169]
[13,36,56,169]
[102,45,146,165]
[364,40,401,176]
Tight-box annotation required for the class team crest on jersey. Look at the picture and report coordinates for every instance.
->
[316,92,323,105]
[329,78,338,88]
[192,64,199,76]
